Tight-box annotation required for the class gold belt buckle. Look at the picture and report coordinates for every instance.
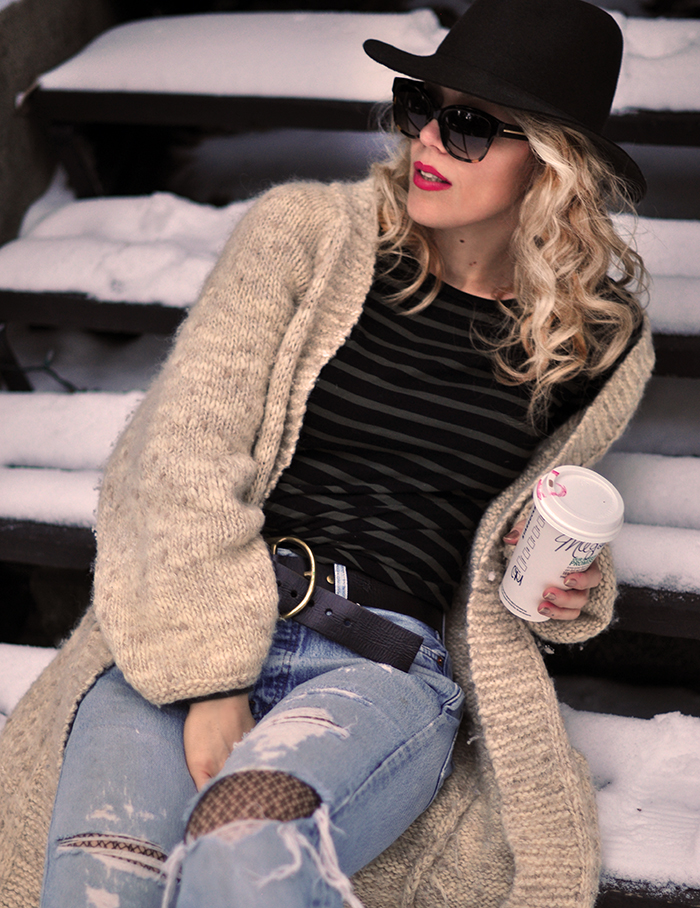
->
[269,536,317,619]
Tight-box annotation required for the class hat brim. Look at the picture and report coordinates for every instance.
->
[364,38,646,202]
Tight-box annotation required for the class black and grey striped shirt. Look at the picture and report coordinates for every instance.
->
[263,275,604,610]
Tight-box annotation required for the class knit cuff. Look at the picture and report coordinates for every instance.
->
[175,686,254,707]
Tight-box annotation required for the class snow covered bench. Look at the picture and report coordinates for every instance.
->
[0,187,252,389]
[14,10,700,197]
[0,201,697,384]
[0,390,142,568]
[595,377,700,642]
[17,10,700,135]
[615,215,700,379]
[1,641,698,905]
[19,11,431,129]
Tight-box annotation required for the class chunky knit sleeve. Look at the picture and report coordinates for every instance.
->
[92,185,345,705]
[492,321,655,648]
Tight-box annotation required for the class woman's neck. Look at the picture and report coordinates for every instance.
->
[431,223,517,300]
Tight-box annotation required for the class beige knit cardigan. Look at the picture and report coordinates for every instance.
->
[0,177,654,908]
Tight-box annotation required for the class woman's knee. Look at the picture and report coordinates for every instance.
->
[186,769,321,838]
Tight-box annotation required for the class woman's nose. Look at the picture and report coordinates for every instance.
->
[418,117,446,153]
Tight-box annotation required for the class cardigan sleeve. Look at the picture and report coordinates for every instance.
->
[92,186,325,705]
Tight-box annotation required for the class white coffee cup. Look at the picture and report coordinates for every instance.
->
[499,465,624,622]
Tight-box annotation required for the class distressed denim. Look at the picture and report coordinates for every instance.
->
[41,607,464,908]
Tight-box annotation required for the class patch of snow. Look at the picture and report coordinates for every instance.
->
[2,197,698,335]
[0,643,57,720]
[0,390,144,525]
[613,13,700,112]
[611,523,700,592]
[597,452,700,530]
[0,466,100,526]
[563,705,700,887]
[614,214,700,335]
[35,11,440,102]
[0,391,143,470]
[0,192,252,306]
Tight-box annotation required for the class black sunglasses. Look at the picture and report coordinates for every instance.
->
[392,77,528,163]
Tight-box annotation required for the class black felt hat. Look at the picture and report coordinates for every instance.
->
[364,0,645,201]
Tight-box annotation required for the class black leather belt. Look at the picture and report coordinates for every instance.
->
[269,536,443,673]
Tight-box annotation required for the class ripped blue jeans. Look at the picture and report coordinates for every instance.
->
[41,607,464,908]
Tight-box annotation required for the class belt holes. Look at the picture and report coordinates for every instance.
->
[343,619,352,627]
[325,608,333,617]
[290,589,298,599]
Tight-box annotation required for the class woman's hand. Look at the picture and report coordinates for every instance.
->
[184,693,257,790]
[503,519,602,621]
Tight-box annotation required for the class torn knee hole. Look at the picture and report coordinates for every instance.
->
[56,833,168,877]
[186,770,321,839]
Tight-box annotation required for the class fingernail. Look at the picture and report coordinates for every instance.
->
[542,592,556,602]
[503,533,518,544]
[538,607,553,618]
[564,577,577,588]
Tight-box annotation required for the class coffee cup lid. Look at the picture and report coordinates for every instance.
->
[533,465,624,542]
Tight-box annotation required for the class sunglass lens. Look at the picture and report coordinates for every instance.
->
[441,109,492,162]
[393,87,431,138]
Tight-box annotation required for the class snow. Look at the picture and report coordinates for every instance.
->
[597,452,700,530]
[34,10,439,102]
[613,13,700,113]
[0,390,142,470]
[30,10,700,114]
[562,705,700,888]
[0,643,57,735]
[0,391,143,525]
[0,189,252,307]
[611,524,700,592]
[615,214,700,335]
[0,466,100,527]
[596,385,700,593]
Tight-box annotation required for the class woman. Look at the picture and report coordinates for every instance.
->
[0,0,654,906]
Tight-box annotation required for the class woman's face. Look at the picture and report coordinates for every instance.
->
[406,85,535,239]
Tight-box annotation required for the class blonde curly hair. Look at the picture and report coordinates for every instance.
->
[371,110,647,421]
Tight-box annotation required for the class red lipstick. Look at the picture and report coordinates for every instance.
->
[413,162,451,191]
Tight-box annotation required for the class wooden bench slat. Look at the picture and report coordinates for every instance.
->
[651,335,700,379]
[604,111,700,148]
[26,89,377,134]
[0,518,95,571]
[25,87,700,148]
[597,880,700,907]
[0,289,185,335]
[615,584,700,641]
[1,290,696,379]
